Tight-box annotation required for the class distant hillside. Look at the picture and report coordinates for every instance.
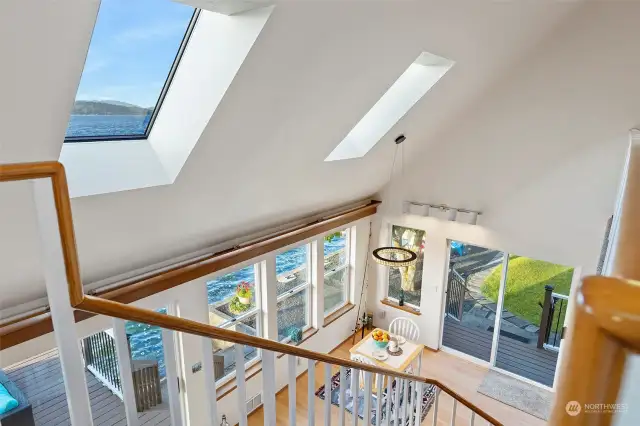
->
[72,100,152,116]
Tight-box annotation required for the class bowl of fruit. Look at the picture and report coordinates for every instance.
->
[371,329,390,349]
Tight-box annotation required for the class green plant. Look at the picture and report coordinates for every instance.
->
[236,281,252,298]
[324,231,343,242]
[229,297,251,315]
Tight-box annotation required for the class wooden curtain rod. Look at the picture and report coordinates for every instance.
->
[0,161,379,349]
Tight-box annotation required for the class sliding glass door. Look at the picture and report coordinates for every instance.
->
[493,256,574,387]
[442,242,505,362]
[442,241,575,387]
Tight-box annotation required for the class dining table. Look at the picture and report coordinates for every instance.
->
[349,328,423,374]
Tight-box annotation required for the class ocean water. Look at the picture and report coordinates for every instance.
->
[126,235,346,377]
[65,115,150,138]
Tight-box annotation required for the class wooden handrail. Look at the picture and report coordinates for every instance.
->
[75,295,504,425]
[0,160,504,424]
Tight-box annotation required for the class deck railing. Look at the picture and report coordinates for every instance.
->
[444,269,466,321]
[537,286,568,350]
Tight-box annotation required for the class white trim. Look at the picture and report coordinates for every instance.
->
[202,337,219,426]
[489,253,509,365]
[439,346,491,368]
[162,321,184,426]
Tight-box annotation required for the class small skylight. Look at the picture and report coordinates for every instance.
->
[325,52,454,161]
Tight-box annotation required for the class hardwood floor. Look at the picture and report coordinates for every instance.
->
[248,333,548,426]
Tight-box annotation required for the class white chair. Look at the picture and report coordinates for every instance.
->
[350,353,379,390]
[389,317,420,341]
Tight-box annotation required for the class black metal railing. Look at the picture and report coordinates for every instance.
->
[82,330,122,394]
[445,269,466,321]
[538,285,568,350]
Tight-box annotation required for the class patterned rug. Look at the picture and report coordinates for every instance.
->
[315,369,438,425]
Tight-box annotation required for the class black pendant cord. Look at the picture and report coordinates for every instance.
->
[352,220,373,344]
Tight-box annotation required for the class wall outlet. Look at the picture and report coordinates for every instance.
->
[379,311,386,319]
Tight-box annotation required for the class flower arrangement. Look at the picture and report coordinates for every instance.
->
[236,281,253,305]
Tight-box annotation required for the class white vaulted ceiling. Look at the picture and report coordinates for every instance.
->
[0,0,582,312]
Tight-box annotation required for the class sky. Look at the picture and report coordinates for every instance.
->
[75,0,194,108]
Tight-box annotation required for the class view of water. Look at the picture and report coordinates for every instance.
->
[65,115,151,138]
[125,235,346,378]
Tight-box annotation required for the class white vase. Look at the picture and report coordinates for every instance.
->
[238,296,251,305]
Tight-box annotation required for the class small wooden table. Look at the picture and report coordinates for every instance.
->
[350,329,423,374]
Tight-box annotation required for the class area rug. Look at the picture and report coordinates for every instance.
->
[477,370,553,420]
[316,369,437,425]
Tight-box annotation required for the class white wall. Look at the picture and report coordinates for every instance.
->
[369,0,640,351]
[0,0,577,312]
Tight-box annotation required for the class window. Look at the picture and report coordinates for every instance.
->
[325,52,454,161]
[207,265,261,382]
[387,225,425,307]
[324,229,350,315]
[64,0,198,142]
[276,244,311,342]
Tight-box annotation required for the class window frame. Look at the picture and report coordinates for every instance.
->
[275,243,312,343]
[64,8,201,143]
[323,228,351,318]
[385,224,424,310]
[209,263,263,386]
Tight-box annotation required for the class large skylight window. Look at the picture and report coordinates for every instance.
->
[64,0,198,142]
[325,52,454,161]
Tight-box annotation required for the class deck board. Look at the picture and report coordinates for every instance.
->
[4,348,171,425]
[442,317,558,386]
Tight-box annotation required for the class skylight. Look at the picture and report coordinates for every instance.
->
[64,0,197,142]
[325,52,454,161]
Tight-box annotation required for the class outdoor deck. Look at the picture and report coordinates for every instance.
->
[4,348,171,426]
[442,317,558,387]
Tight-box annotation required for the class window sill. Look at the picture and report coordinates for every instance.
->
[216,361,263,400]
[277,328,319,359]
[323,303,355,327]
[380,299,421,316]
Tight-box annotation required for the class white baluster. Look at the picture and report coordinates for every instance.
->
[414,382,423,426]
[263,351,276,426]
[469,411,475,425]
[236,344,248,426]
[393,378,401,426]
[325,364,332,426]
[33,179,93,426]
[450,399,457,426]
[402,379,409,424]
[339,367,347,426]
[162,327,183,426]
[375,374,383,426]
[113,319,139,426]
[363,372,372,426]
[351,368,359,426]
[289,355,297,426]
[408,381,416,426]
[431,388,439,426]
[385,376,393,425]
[308,359,316,426]
[202,339,218,426]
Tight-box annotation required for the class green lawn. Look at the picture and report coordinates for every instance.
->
[481,256,573,326]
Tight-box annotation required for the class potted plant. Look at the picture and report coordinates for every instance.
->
[236,281,252,305]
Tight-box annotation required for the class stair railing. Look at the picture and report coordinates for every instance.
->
[0,161,505,426]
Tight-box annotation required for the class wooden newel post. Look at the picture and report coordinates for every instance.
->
[537,285,554,349]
